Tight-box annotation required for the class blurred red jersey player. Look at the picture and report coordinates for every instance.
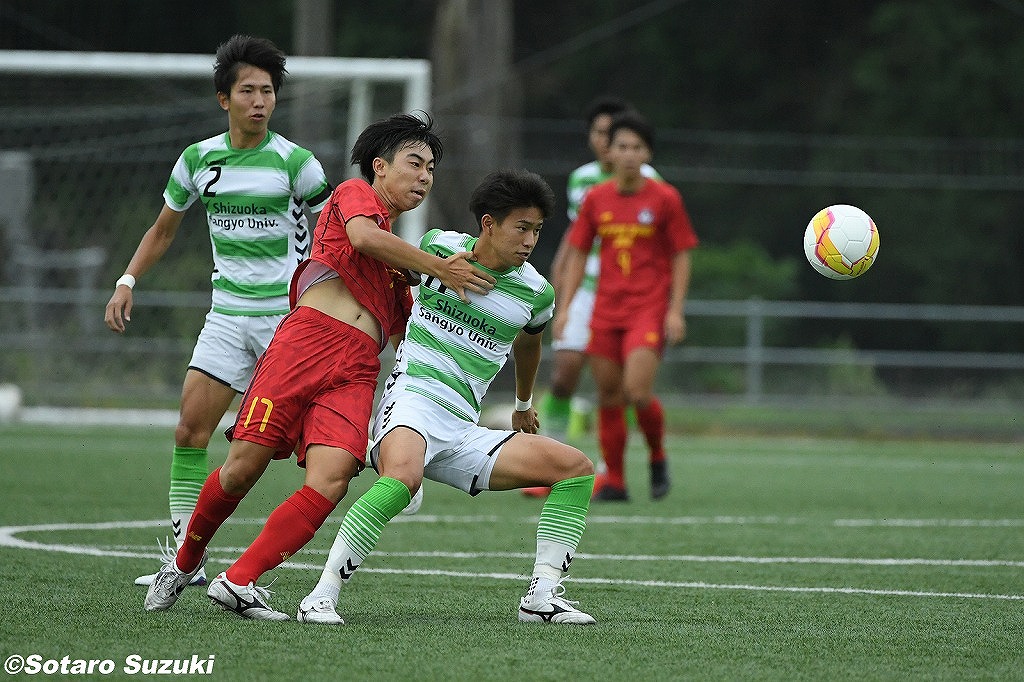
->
[556,110,698,502]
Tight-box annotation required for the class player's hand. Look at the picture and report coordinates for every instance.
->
[665,310,686,346]
[439,251,495,302]
[512,406,539,434]
[104,286,134,334]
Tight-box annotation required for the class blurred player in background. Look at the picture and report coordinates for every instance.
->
[104,34,332,587]
[143,112,494,618]
[298,170,597,625]
[524,96,661,498]
[555,112,698,501]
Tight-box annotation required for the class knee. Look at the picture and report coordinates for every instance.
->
[218,462,258,497]
[311,476,350,506]
[174,420,214,449]
[563,448,595,479]
[623,388,653,409]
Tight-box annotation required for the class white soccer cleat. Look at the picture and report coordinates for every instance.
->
[400,485,424,515]
[297,596,345,625]
[143,548,208,612]
[207,572,290,621]
[135,538,207,586]
[518,579,596,625]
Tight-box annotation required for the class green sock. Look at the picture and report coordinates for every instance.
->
[537,474,593,549]
[532,474,595,586]
[337,476,412,565]
[540,393,571,432]
[168,446,207,545]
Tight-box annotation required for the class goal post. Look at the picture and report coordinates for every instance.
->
[0,49,432,242]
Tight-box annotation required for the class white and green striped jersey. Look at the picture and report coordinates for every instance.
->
[395,229,555,423]
[164,131,331,316]
[566,160,661,293]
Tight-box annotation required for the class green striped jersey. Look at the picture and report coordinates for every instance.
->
[565,160,661,293]
[164,131,331,316]
[396,229,555,423]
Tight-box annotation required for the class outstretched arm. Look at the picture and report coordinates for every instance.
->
[346,217,495,302]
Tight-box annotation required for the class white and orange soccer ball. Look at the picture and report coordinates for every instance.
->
[803,204,879,280]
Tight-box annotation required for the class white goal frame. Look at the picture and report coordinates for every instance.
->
[0,49,432,241]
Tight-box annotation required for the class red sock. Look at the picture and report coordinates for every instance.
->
[636,398,666,463]
[177,467,242,572]
[226,486,335,586]
[598,405,627,488]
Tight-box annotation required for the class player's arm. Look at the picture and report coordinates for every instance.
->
[665,249,692,346]
[346,216,495,302]
[552,245,587,341]
[104,204,186,333]
[510,328,543,434]
[547,231,572,300]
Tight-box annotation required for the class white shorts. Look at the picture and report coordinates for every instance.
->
[368,377,516,495]
[187,309,284,393]
[551,287,595,353]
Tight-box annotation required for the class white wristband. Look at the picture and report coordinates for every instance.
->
[115,274,136,289]
[515,395,533,411]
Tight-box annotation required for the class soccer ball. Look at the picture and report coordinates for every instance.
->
[803,204,879,280]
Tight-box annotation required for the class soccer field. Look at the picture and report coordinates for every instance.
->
[1,422,1022,680]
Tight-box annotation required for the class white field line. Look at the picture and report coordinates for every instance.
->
[2,519,1023,601]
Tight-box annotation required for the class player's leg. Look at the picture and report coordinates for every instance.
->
[525,347,588,499]
[144,438,275,612]
[488,434,596,624]
[541,288,595,440]
[589,350,629,500]
[207,444,361,621]
[136,311,255,587]
[299,427,425,624]
[541,348,585,435]
[623,332,670,499]
[211,349,380,621]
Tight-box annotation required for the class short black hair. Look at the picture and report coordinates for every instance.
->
[608,111,655,152]
[583,95,633,127]
[350,112,444,183]
[469,169,556,227]
[213,34,287,95]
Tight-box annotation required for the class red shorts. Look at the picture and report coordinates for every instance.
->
[228,306,381,466]
[586,310,665,364]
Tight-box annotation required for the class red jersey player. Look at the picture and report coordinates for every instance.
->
[144,113,496,618]
[555,111,698,502]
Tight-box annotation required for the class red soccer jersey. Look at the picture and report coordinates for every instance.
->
[568,178,698,327]
[289,178,413,340]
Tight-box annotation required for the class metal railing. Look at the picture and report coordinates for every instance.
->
[1,287,1022,405]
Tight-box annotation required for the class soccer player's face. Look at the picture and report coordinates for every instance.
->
[378,142,435,212]
[484,206,544,269]
[588,113,614,165]
[220,65,276,141]
[608,128,651,179]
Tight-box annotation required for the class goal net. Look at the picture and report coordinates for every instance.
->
[0,49,430,407]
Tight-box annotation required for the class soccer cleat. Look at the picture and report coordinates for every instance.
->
[521,486,550,498]
[135,570,207,587]
[207,572,290,621]
[143,545,208,612]
[592,483,629,502]
[518,580,596,625]
[297,596,345,625]
[650,460,670,500]
[135,540,207,587]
